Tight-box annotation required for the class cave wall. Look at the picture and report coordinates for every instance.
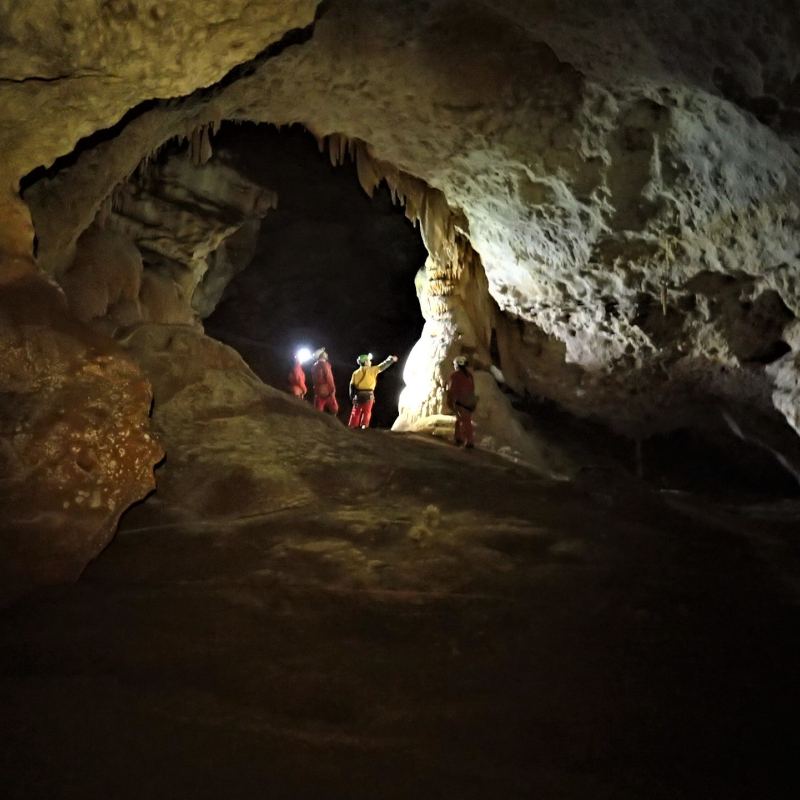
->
[10,0,800,439]
[199,0,800,439]
[0,0,320,265]
[0,1,318,603]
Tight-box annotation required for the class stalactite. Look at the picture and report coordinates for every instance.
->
[355,143,380,197]
[199,124,213,165]
[326,132,349,167]
[111,185,125,214]
[327,134,337,166]
[190,125,202,165]
[324,130,464,295]
[94,194,113,229]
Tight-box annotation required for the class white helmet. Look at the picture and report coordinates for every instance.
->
[453,355,468,368]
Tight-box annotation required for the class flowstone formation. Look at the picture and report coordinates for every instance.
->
[3,0,800,596]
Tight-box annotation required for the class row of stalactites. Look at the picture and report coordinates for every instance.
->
[313,130,463,267]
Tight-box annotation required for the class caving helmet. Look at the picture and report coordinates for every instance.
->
[453,355,468,368]
[357,353,373,365]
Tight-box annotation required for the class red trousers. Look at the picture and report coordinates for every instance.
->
[315,394,339,414]
[349,398,375,428]
[290,386,304,397]
[455,405,473,445]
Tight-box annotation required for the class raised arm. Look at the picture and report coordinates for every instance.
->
[376,355,399,373]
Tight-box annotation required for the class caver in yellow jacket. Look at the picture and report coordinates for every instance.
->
[350,358,395,392]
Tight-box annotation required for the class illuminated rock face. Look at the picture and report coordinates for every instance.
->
[0,279,163,604]
[8,0,800,437]
[0,0,319,261]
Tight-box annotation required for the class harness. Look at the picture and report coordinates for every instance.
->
[352,368,375,405]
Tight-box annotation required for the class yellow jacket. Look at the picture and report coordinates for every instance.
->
[350,358,394,391]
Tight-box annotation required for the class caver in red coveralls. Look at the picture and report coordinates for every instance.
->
[312,356,339,414]
[446,365,475,447]
[288,362,307,397]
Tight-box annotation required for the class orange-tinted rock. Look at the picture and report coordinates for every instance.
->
[0,276,163,604]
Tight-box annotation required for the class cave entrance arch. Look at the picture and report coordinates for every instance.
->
[205,123,427,428]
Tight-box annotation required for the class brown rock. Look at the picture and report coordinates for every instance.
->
[0,277,163,604]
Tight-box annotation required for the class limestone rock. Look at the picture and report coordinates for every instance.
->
[59,226,144,328]
[0,277,163,605]
[55,149,276,334]
[0,0,319,260]
[1,0,800,565]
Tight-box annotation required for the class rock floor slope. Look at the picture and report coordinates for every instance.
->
[1,426,799,799]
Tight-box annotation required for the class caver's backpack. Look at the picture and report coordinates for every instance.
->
[313,362,332,397]
[458,391,479,411]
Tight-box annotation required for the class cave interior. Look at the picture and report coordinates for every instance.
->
[2,1,800,797]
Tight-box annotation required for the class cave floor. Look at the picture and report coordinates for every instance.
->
[1,432,799,799]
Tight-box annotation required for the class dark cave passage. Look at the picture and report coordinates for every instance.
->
[205,123,427,428]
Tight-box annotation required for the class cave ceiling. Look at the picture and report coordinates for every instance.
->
[2,0,800,436]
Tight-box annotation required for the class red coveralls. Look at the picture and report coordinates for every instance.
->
[312,359,339,414]
[446,367,475,446]
[288,363,307,397]
[348,393,374,428]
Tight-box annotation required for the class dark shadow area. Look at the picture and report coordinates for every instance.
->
[206,122,426,428]
[642,428,800,498]
[510,392,800,500]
